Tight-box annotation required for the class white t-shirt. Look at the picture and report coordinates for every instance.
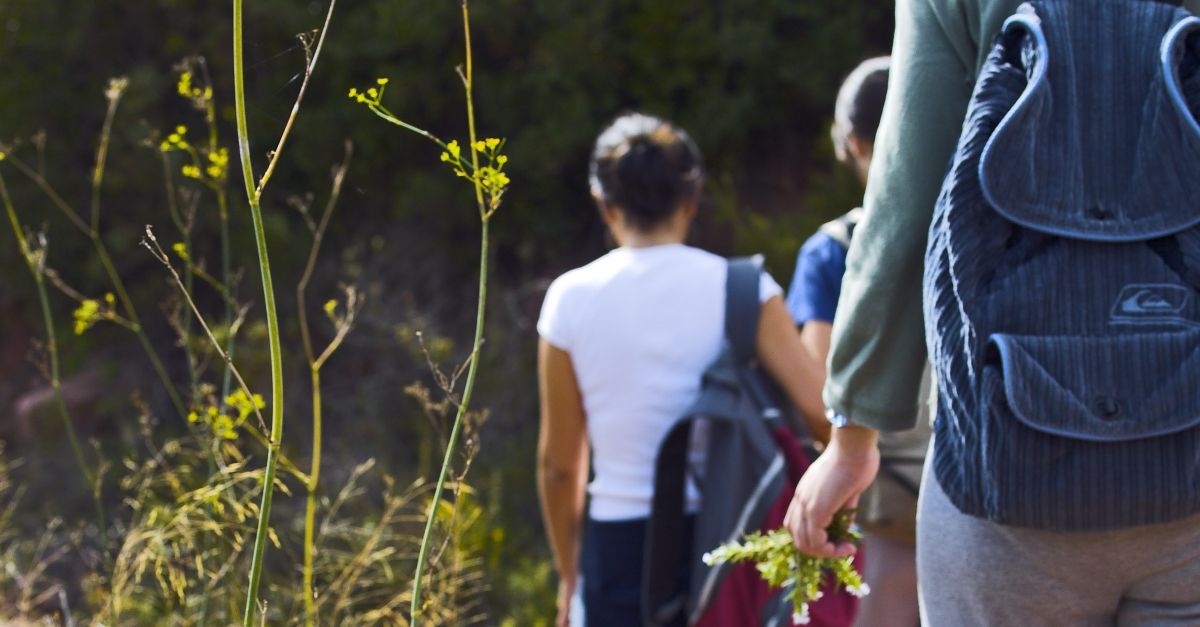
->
[537,244,782,521]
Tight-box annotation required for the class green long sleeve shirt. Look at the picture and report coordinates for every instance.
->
[824,0,1200,431]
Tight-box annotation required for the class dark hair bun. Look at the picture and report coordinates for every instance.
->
[589,113,703,231]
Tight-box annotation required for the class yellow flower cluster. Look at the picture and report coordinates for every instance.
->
[72,293,116,335]
[161,125,227,183]
[186,390,265,441]
[204,147,229,181]
[348,78,389,105]
[176,71,212,101]
[73,299,100,335]
[160,125,191,153]
[439,137,511,209]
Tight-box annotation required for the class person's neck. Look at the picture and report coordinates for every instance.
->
[618,230,684,249]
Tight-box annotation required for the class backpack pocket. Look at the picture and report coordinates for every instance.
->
[987,331,1200,441]
[964,331,1200,529]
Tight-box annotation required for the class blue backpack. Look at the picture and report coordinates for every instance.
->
[924,0,1200,530]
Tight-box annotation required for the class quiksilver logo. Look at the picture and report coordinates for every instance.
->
[1110,284,1193,326]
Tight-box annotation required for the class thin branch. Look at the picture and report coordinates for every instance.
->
[253,0,340,200]
[4,154,92,236]
[297,140,353,366]
[143,227,311,485]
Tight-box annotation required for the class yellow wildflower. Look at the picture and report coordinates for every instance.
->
[73,299,101,335]
[177,71,192,96]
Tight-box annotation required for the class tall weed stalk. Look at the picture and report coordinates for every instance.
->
[230,0,339,621]
[295,142,356,626]
[350,0,510,619]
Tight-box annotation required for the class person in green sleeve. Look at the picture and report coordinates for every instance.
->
[786,56,930,627]
[784,0,1200,624]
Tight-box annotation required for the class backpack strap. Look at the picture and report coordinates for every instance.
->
[642,254,768,626]
[817,207,864,250]
[726,255,765,366]
[643,420,694,626]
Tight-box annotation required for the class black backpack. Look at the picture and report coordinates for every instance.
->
[642,257,856,627]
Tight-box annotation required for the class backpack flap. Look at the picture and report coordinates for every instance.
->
[962,329,1200,528]
[978,3,1200,242]
[986,331,1200,442]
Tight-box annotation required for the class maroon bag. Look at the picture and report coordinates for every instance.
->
[695,426,860,627]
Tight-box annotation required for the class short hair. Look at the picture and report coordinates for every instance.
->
[588,113,704,231]
[831,56,891,164]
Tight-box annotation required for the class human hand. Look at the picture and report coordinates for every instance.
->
[783,425,879,558]
[555,575,577,627]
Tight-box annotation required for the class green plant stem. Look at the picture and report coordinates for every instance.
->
[232,0,285,620]
[0,173,105,538]
[161,155,200,401]
[303,367,321,627]
[295,142,350,627]
[411,4,489,619]
[219,191,236,415]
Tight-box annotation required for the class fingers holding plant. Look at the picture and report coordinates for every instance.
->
[785,425,879,558]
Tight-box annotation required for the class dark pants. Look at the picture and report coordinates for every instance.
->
[581,516,693,627]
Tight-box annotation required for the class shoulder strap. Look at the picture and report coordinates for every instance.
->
[817,207,864,250]
[725,255,764,366]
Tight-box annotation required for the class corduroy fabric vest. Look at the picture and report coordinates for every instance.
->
[923,0,1200,530]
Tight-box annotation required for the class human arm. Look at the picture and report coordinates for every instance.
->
[799,321,832,374]
[790,0,975,553]
[536,339,590,627]
[756,296,831,444]
[783,425,879,558]
[823,0,975,431]
[782,233,846,422]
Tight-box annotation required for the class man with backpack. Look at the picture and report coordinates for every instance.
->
[787,56,930,627]
[786,0,1200,623]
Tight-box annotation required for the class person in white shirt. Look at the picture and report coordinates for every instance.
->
[536,112,830,627]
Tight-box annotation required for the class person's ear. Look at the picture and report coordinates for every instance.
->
[847,134,873,163]
[598,203,622,229]
[847,135,874,181]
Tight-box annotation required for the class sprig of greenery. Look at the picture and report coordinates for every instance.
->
[701,511,868,625]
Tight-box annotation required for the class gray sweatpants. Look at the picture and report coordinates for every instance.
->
[916,446,1200,626]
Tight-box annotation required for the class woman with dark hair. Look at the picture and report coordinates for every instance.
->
[786,56,929,627]
[537,113,830,626]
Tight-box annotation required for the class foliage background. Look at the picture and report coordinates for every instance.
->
[0,0,893,622]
